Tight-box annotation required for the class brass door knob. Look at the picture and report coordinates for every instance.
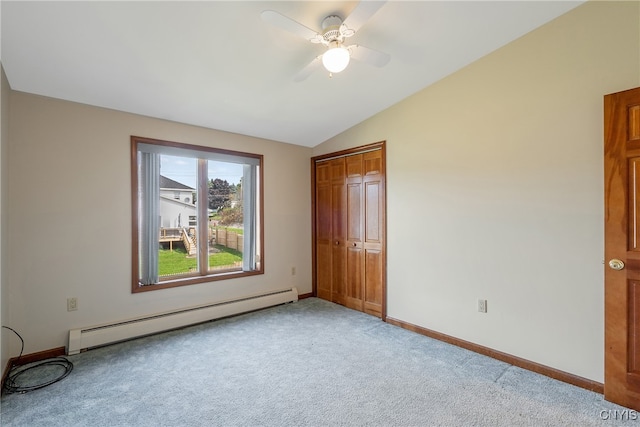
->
[608,259,625,270]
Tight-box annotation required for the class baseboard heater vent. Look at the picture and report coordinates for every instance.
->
[68,287,298,355]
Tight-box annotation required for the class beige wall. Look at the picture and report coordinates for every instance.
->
[1,66,10,373]
[314,1,640,382]
[6,92,313,355]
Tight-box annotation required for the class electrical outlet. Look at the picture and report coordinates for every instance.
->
[291,267,296,276]
[67,297,78,312]
[478,299,487,313]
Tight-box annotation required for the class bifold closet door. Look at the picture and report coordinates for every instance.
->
[314,147,384,318]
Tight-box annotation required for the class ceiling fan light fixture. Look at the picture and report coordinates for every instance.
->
[322,42,350,73]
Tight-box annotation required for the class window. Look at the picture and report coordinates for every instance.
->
[131,136,263,292]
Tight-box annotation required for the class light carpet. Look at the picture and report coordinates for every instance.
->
[1,298,638,426]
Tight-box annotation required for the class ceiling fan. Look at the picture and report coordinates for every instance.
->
[261,1,390,82]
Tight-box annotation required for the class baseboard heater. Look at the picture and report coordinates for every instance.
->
[67,287,298,355]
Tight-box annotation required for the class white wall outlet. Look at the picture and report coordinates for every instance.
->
[67,297,78,312]
[478,299,487,313]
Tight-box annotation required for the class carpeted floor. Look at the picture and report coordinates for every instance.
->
[1,298,638,426]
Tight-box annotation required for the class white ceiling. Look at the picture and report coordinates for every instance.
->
[1,1,584,147]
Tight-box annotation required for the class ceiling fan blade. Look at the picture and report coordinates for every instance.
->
[348,45,390,68]
[261,10,321,42]
[342,1,386,33]
[293,56,323,83]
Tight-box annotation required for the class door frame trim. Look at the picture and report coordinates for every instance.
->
[311,141,387,320]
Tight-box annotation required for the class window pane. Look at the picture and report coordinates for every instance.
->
[158,155,198,279]
[208,160,243,272]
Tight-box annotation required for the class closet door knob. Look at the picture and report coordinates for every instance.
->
[608,259,625,270]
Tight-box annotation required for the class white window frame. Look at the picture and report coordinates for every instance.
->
[131,136,263,293]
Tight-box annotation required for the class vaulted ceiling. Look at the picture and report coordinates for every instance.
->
[1,1,584,147]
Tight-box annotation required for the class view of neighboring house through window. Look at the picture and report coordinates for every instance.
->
[131,136,263,292]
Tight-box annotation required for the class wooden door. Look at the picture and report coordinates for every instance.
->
[312,142,386,319]
[604,86,640,411]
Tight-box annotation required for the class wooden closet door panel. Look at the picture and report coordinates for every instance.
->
[346,153,363,177]
[363,150,382,175]
[330,159,347,304]
[364,179,381,243]
[315,191,332,300]
[345,154,364,310]
[347,181,362,243]
[364,249,383,315]
[363,149,384,317]
[331,241,346,304]
[316,186,331,242]
[346,155,363,248]
[345,246,363,310]
[316,244,332,301]
[315,163,332,300]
